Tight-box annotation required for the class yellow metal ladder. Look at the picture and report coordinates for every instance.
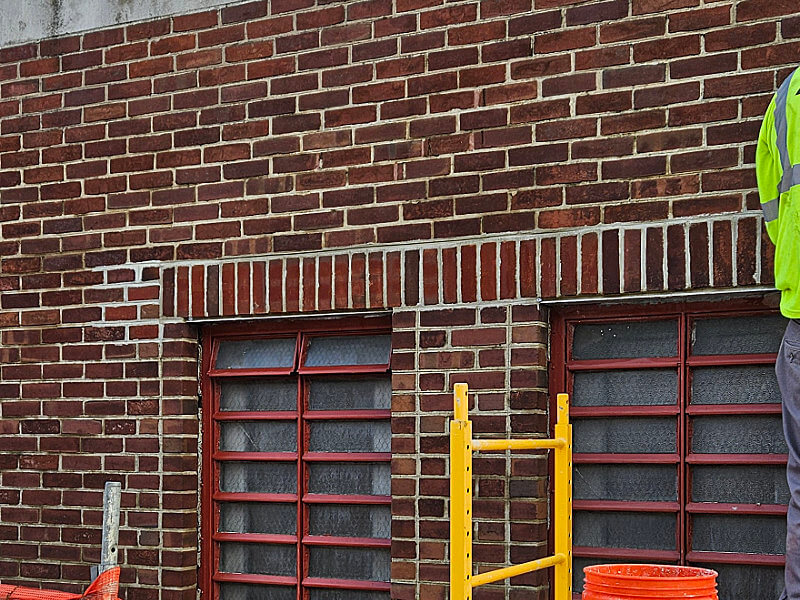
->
[449,383,573,600]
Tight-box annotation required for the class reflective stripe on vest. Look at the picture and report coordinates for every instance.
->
[764,70,799,222]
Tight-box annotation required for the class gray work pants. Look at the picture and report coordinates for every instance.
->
[776,319,800,600]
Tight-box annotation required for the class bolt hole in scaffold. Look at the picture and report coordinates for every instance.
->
[450,383,573,600]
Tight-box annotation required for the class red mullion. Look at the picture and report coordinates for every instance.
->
[574,500,679,513]
[209,367,295,378]
[304,410,391,420]
[214,532,298,544]
[685,502,787,516]
[573,546,680,562]
[686,403,782,415]
[686,453,788,464]
[685,551,785,566]
[214,411,297,421]
[214,573,297,586]
[303,535,391,548]
[298,364,390,375]
[678,311,688,565]
[574,453,679,464]
[686,353,778,367]
[214,492,297,503]
[572,406,679,417]
[566,357,679,371]
[214,451,298,461]
[303,578,391,591]
[304,452,392,462]
[297,366,305,600]
[304,494,391,505]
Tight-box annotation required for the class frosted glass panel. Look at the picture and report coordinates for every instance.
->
[572,320,678,359]
[219,502,297,535]
[574,464,677,502]
[691,514,786,554]
[308,377,392,410]
[220,421,297,453]
[309,591,389,600]
[309,421,391,453]
[308,546,390,581]
[219,583,295,600]
[220,380,297,411]
[574,511,675,550]
[574,417,676,453]
[691,366,781,404]
[308,504,391,539]
[691,465,789,504]
[305,335,391,367]
[220,462,297,494]
[216,338,296,369]
[573,369,677,406]
[691,415,787,454]
[691,313,787,355]
[308,463,390,496]
[219,542,296,575]
[694,563,784,600]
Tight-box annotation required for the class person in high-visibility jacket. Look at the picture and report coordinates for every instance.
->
[758,67,800,600]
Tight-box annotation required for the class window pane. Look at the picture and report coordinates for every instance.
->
[691,313,787,355]
[305,335,391,367]
[573,417,676,453]
[308,377,391,411]
[219,583,296,600]
[308,463,390,496]
[219,542,296,576]
[220,380,297,412]
[574,464,677,502]
[573,369,677,406]
[572,320,678,360]
[691,465,789,504]
[691,365,781,404]
[309,421,390,453]
[574,511,676,550]
[691,514,786,554]
[220,422,297,453]
[309,590,389,600]
[690,415,787,454]
[219,502,297,535]
[308,504,391,539]
[220,462,297,494]
[308,546,390,581]
[694,563,784,600]
[216,338,296,369]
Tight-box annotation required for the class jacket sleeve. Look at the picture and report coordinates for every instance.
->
[756,99,781,244]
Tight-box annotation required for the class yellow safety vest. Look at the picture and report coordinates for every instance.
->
[757,67,800,318]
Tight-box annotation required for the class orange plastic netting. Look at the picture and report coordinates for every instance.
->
[0,567,120,600]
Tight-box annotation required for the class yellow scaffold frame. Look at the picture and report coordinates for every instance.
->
[450,383,572,600]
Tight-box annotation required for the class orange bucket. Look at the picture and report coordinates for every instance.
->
[583,564,718,600]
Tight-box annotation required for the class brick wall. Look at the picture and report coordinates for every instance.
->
[0,0,788,598]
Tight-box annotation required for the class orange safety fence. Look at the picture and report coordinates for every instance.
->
[0,567,120,600]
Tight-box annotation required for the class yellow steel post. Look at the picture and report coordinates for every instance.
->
[553,393,573,600]
[450,383,473,600]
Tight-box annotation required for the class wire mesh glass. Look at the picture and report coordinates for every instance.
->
[308,376,392,410]
[574,511,676,550]
[573,369,678,406]
[690,414,787,454]
[219,461,297,494]
[308,546,390,581]
[308,504,391,539]
[219,379,298,411]
[691,514,786,554]
[573,416,676,453]
[308,463,390,496]
[308,421,391,453]
[219,542,297,576]
[691,313,787,355]
[216,338,297,369]
[574,464,677,502]
[691,464,790,504]
[308,590,390,600]
[220,421,297,453]
[219,502,297,535]
[572,319,678,360]
[219,583,296,600]
[693,563,784,600]
[690,365,781,404]
[305,335,391,367]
